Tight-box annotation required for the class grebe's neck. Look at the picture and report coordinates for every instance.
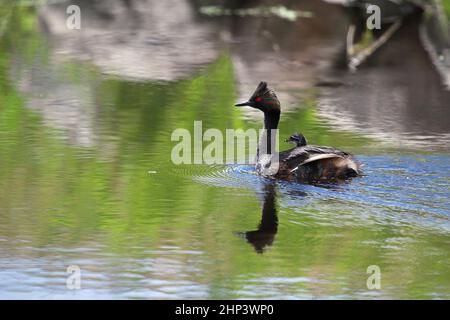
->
[259,111,280,156]
[264,111,280,131]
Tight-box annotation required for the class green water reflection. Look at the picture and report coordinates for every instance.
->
[0,5,449,299]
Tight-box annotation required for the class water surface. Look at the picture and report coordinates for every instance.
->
[0,1,449,299]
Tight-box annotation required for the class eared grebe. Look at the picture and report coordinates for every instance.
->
[235,81,361,181]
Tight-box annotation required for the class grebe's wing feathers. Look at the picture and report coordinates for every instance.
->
[279,144,354,174]
[279,147,308,163]
[290,154,344,172]
[281,145,350,163]
[301,153,344,164]
[303,145,351,157]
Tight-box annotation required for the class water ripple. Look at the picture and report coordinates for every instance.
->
[192,154,450,234]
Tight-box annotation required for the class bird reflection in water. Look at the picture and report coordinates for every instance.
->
[239,180,310,253]
[238,180,338,253]
[238,182,278,253]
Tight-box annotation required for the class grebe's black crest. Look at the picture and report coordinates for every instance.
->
[235,81,280,113]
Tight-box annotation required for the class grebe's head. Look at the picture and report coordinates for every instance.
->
[235,81,280,113]
[285,133,307,147]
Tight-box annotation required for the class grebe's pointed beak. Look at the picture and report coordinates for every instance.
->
[235,101,253,107]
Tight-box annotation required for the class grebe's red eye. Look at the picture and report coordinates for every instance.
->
[255,97,262,102]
